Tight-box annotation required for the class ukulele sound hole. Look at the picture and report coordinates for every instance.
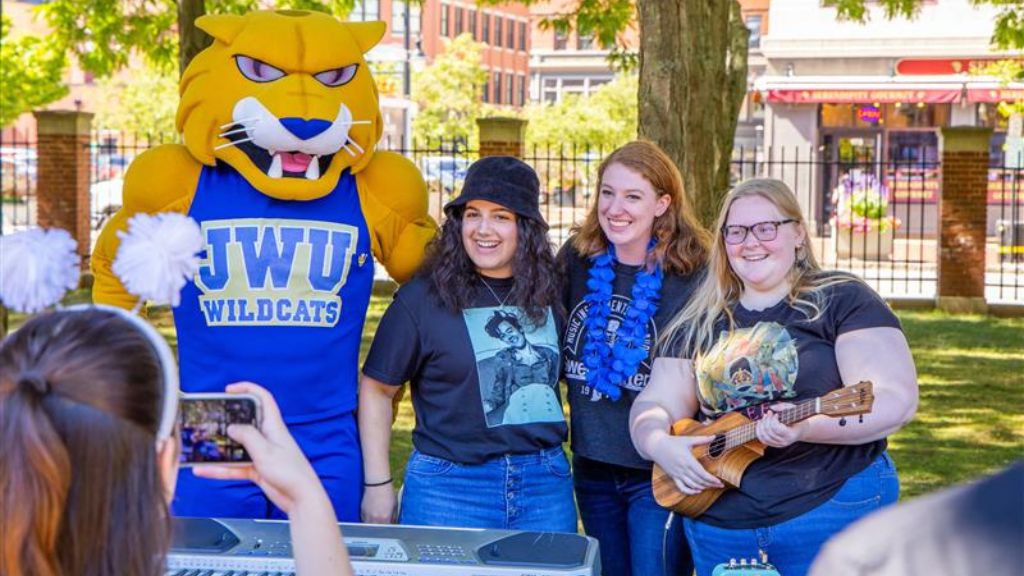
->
[707,434,727,459]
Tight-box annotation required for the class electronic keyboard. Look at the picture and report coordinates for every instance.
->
[166,517,601,575]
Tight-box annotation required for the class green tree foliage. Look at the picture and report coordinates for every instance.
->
[0,16,68,127]
[4,1,359,128]
[37,0,358,77]
[824,0,1024,49]
[411,34,488,148]
[93,64,179,137]
[524,73,637,152]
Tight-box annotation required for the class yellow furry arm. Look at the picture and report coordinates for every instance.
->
[357,151,437,283]
[91,145,201,308]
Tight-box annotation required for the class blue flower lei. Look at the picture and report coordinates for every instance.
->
[581,242,663,400]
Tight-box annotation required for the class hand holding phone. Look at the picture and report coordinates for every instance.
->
[189,382,326,515]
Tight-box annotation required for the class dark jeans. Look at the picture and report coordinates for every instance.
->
[573,454,694,576]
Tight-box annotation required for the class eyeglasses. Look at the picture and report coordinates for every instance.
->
[722,219,797,245]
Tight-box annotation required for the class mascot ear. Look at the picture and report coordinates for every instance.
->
[348,21,386,53]
[196,14,247,45]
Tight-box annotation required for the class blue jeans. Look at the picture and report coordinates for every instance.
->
[573,455,693,576]
[684,452,900,576]
[399,446,577,532]
[174,411,362,521]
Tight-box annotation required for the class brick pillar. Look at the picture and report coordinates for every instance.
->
[33,110,93,269]
[937,127,992,314]
[477,117,526,158]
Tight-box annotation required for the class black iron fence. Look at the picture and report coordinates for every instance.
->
[0,132,36,235]
[2,130,1021,305]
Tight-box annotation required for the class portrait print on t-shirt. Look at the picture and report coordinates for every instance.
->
[562,295,659,402]
[696,321,799,418]
[463,307,563,428]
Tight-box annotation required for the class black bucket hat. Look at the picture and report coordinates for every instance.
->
[443,156,543,222]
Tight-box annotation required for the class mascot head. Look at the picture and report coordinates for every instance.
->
[177,10,385,201]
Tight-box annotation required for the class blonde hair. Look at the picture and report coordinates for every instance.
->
[571,140,709,275]
[659,178,862,359]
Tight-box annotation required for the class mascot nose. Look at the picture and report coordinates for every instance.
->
[279,117,332,141]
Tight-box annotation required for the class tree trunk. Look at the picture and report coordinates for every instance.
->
[637,0,748,229]
[178,0,212,76]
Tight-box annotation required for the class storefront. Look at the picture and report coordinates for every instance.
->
[757,69,1018,234]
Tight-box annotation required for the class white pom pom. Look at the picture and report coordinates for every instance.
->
[113,213,203,307]
[0,228,80,313]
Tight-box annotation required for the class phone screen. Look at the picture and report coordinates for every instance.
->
[178,395,260,465]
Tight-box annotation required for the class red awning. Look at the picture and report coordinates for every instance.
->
[767,88,962,104]
[966,87,1024,103]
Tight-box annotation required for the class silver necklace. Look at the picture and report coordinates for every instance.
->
[480,277,512,308]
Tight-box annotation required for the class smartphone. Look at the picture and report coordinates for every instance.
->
[178,393,262,466]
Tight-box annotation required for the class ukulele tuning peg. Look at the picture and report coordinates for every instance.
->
[858,414,864,423]
[839,417,847,427]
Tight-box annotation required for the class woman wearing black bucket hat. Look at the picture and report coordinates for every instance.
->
[358,156,576,532]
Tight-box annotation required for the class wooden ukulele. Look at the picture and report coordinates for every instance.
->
[651,381,874,518]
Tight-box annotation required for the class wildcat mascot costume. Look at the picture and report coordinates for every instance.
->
[92,10,436,521]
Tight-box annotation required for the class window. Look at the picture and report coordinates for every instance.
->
[482,13,490,43]
[554,29,567,50]
[349,0,380,21]
[440,3,449,36]
[518,74,526,106]
[577,32,594,50]
[455,7,464,34]
[506,20,515,49]
[468,10,477,40]
[542,78,559,103]
[745,15,763,48]
[493,72,502,104]
[518,22,527,51]
[391,1,420,35]
[482,79,490,103]
[505,73,514,105]
[494,16,503,47]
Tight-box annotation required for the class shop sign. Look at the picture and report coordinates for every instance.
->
[768,89,961,104]
[895,58,1014,76]
[885,170,1024,204]
[967,88,1024,103]
[857,105,881,124]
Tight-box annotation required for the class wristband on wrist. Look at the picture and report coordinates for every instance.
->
[364,477,393,487]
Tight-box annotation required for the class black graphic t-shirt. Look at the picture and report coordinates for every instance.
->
[559,243,702,469]
[687,277,902,529]
[363,275,567,464]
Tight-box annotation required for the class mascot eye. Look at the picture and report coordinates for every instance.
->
[235,55,286,82]
[314,64,358,87]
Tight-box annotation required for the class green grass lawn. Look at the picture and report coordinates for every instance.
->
[8,299,1022,500]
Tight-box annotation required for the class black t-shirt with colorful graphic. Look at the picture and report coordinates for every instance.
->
[559,243,702,469]
[688,278,902,529]
[362,275,567,465]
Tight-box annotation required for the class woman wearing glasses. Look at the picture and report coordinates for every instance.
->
[560,141,709,576]
[629,178,918,576]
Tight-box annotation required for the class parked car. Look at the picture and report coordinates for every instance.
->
[91,177,124,231]
[1,147,37,198]
[419,155,470,195]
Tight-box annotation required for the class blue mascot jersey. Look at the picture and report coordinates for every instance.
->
[175,163,374,422]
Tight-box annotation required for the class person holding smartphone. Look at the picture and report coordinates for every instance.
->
[358,156,576,531]
[0,307,353,576]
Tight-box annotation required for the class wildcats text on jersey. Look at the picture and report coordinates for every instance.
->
[195,218,360,328]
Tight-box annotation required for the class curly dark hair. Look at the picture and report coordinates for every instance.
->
[421,207,560,326]
[484,310,523,339]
